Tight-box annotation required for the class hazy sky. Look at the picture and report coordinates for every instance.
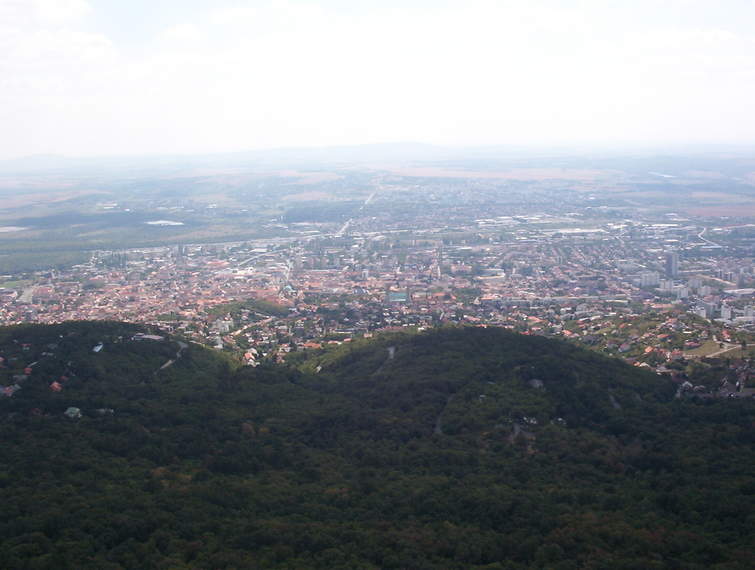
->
[2,0,755,159]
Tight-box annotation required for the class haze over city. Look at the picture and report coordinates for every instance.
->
[2,0,755,159]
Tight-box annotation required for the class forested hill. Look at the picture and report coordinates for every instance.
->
[0,322,753,569]
[291,326,677,441]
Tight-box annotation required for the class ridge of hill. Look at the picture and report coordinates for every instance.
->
[0,322,753,569]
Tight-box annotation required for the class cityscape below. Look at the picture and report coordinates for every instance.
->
[1,147,754,399]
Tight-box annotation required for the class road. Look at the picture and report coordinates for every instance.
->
[231,316,274,337]
[238,251,269,267]
[705,343,755,358]
[156,341,188,373]
[19,287,34,303]
[698,227,722,248]
[334,191,376,238]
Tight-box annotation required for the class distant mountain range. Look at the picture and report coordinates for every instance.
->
[0,322,753,569]
[2,143,755,176]
[0,143,445,175]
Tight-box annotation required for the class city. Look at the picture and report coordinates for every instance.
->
[2,193,753,397]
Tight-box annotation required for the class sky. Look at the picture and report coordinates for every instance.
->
[1,0,755,159]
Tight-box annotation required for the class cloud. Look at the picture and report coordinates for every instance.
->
[32,0,91,26]
[0,0,91,29]
[158,22,205,45]
[2,0,755,157]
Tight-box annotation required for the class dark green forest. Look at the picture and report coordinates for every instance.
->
[0,323,753,569]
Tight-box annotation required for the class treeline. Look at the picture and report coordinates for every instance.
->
[0,250,90,273]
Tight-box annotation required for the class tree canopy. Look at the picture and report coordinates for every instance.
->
[0,322,752,569]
